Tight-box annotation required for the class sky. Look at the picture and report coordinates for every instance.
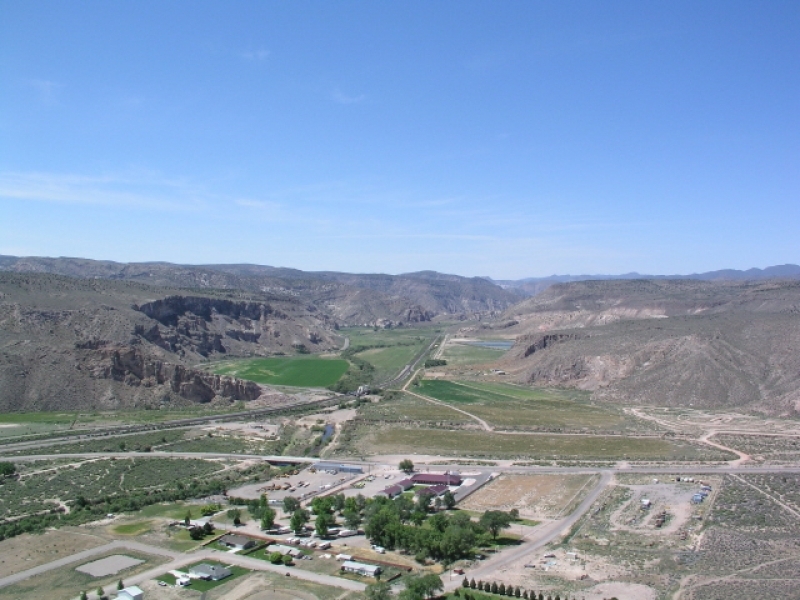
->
[0,1,798,279]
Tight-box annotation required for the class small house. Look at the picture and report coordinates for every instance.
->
[116,586,144,600]
[190,563,232,581]
[219,534,256,551]
[341,560,381,578]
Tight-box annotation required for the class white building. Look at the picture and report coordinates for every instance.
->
[116,586,144,600]
[341,560,381,577]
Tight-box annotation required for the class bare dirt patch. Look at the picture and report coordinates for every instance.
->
[0,527,108,578]
[583,581,657,600]
[75,554,143,577]
[460,474,597,519]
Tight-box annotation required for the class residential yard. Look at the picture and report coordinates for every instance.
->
[0,549,166,600]
[201,570,367,600]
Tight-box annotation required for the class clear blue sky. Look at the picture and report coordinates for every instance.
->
[1,1,797,279]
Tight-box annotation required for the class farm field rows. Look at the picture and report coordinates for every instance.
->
[341,326,441,382]
[350,427,731,461]
[357,391,474,424]
[211,356,349,387]
[416,380,654,432]
[436,342,507,366]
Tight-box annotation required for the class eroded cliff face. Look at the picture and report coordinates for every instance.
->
[132,295,337,357]
[91,344,261,403]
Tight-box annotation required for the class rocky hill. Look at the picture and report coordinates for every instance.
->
[0,272,341,411]
[0,256,520,323]
[492,279,800,416]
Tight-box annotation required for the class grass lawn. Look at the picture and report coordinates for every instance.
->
[137,502,199,520]
[113,520,153,535]
[211,356,349,387]
[182,563,250,591]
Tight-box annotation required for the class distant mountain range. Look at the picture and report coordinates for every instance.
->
[489,264,800,296]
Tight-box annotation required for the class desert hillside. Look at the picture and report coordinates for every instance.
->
[0,272,340,411]
[492,279,800,416]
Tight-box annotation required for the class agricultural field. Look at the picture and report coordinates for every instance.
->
[341,325,441,382]
[357,391,474,425]
[460,474,599,520]
[211,356,349,387]
[415,380,659,433]
[347,427,730,461]
[436,340,509,366]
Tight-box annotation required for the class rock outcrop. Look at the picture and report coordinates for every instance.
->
[94,345,261,403]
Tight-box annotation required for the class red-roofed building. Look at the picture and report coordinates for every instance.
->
[411,473,462,486]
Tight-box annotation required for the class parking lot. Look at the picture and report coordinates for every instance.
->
[228,462,367,509]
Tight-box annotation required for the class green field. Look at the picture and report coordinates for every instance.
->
[340,326,441,381]
[357,427,734,461]
[415,380,645,432]
[359,391,473,424]
[438,342,506,366]
[212,356,349,387]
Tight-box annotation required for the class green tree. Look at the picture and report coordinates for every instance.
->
[343,507,362,529]
[80,592,88,600]
[283,496,301,514]
[96,586,105,598]
[269,551,283,563]
[399,459,414,474]
[479,510,513,541]
[416,491,432,513]
[227,508,242,525]
[282,554,293,566]
[401,573,443,600]
[442,490,456,510]
[290,509,310,533]
[333,493,346,512]
[0,462,16,478]
[315,511,334,537]
[189,526,205,540]
[184,509,192,527]
[117,580,124,590]
[260,505,276,530]
[365,581,392,600]
[202,521,215,535]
